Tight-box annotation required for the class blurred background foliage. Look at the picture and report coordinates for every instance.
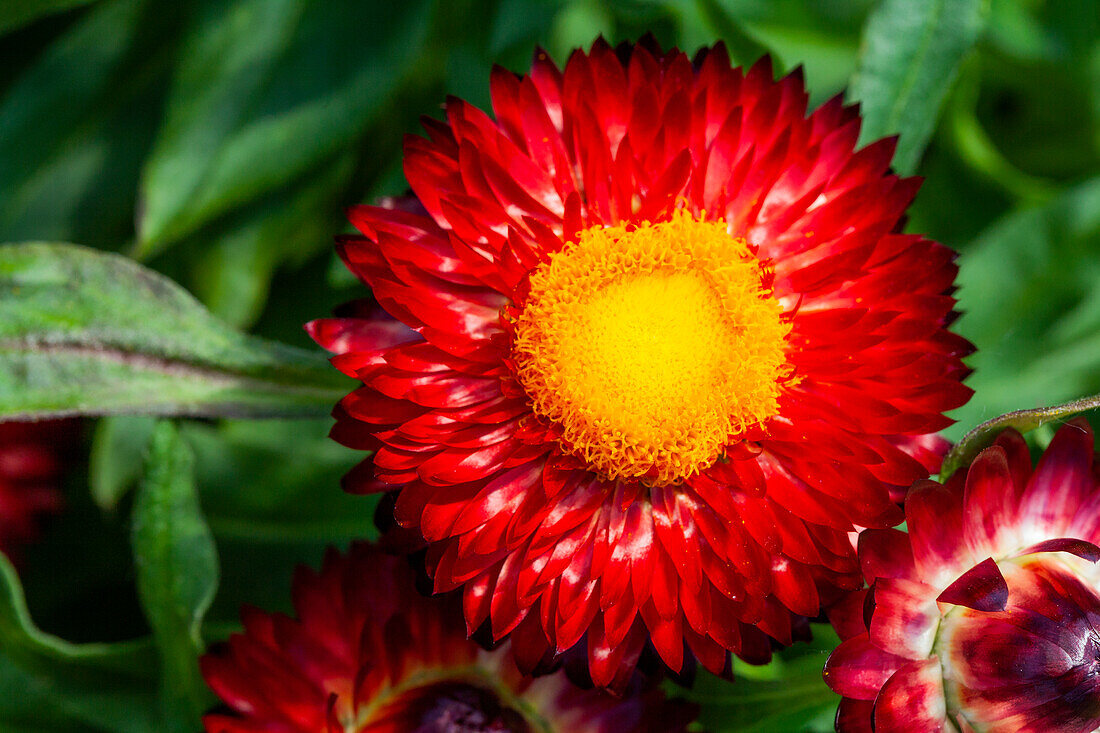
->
[0,0,1097,731]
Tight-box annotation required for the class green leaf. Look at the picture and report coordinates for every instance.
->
[89,416,158,510]
[0,0,100,36]
[183,419,368,541]
[848,0,987,174]
[949,177,1100,438]
[0,554,161,733]
[678,627,839,732]
[942,394,1100,479]
[132,421,218,732]
[136,0,432,256]
[188,152,354,328]
[0,0,181,249]
[691,0,771,67]
[943,58,1060,206]
[171,418,374,620]
[0,242,348,420]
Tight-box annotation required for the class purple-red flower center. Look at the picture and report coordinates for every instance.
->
[511,209,792,485]
[376,681,533,733]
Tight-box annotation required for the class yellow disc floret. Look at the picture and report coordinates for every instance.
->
[511,209,792,485]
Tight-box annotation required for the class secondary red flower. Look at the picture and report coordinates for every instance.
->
[0,420,77,563]
[824,419,1100,732]
[308,40,972,687]
[201,543,694,732]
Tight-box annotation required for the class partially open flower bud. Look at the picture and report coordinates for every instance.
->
[824,419,1100,732]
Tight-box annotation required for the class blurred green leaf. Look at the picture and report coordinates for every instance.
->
[490,0,558,56]
[943,393,1100,478]
[708,0,870,103]
[183,419,366,543]
[180,418,376,620]
[974,49,1100,180]
[690,0,769,66]
[0,0,180,248]
[1046,0,1099,64]
[0,554,160,732]
[0,0,99,37]
[849,0,986,174]
[188,153,354,328]
[680,627,839,732]
[945,58,1061,205]
[984,0,1057,61]
[0,242,348,420]
[136,0,432,257]
[132,421,217,732]
[89,416,158,510]
[949,177,1100,438]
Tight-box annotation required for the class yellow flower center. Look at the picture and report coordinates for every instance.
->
[512,209,792,485]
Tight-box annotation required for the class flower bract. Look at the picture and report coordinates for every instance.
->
[308,39,973,687]
[824,419,1100,732]
[201,543,694,732]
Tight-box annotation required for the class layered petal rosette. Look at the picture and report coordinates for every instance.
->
[824,419,1100,732]
[0,420,77,563]
[308,40,973,686]
[201,543,693,732]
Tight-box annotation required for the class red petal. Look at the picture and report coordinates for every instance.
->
[872,658,949,732]
[905,479,975,587]
[835,697,875,733]
[936,557,1008,612]
[857,528,916,582]
[1016,537,1100,562]
[962,446,1018,559]
[867,577,940,659]
[824,634,907,700]
[1018,419,1095,540]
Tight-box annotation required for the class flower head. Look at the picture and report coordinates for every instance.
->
[0,420,77,563]
[308,40,972,687]
[201,543,694,732]
[824,419,1100,732]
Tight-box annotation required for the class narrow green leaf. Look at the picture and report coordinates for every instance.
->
[89,416,158,510]
[134,0,304,256]
[0,0,99,36]
[0,242,348,420]
[848,0,986,174]
[0,554,161,732]
[136,0,431,256]
[942,394,1100,479]
[132,421,218,732]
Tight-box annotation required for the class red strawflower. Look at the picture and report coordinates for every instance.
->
[824,419,1100,732]
[201,543,695,732]
[0,420,77,563]
[307,39,972,687]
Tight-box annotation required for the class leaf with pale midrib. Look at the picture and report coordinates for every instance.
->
[0,242,348,421]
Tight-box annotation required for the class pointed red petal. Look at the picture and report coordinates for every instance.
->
[936,558,1008,612]
[872,658,948,732]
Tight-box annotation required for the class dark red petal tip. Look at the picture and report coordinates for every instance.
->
[936,557,1008,612]
[1016,537,1100,563]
